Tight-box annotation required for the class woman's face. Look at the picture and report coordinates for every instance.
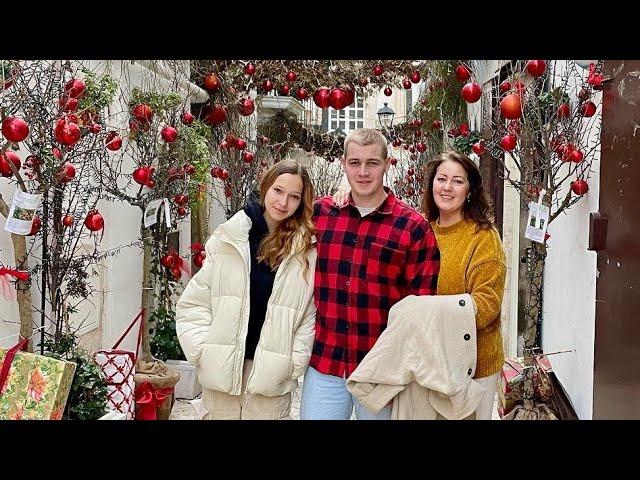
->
[432,160,470,218]
[263,173,304,224]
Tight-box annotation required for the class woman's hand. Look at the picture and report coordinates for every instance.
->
[332,184,351,207]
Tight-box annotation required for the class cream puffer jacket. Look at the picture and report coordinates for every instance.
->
[176,209,317,397]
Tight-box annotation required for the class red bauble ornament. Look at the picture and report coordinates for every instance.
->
[203,73,221,92]
[499,81,511,94]
[526,60,546,77]
[0,151,21,177]
[132,104,153,124]
[472,142,486,155]
[416,142,426,153]
[105,131,122,151]
[329,87,350,110]
[461,82,482,103]
[174,194,188,206]
[243,151,254,163]
[244,63,255,76]
[373,64,384,76]
[235,138,247,150]
[220,169,229,180]
[64,78,86,98]
[262,79,274,93]
[569,150,584,163]
[432,120,442,130]
[278,84,291,96]
[177,206,187,217]
[171,267,182,280]
[410,71,421,83]
[89,123,101,134]
[181,111,194,125]
[204,104,227,125]
[62,97,78,112]
[402,78,412,89]
[500,134,517,151]
[557,103,571,119]
[58,161,76,183]
[62,214,74,227]
[500,94,522,119]
[313,87,331,109]
[54,118,81,146]
[161,253,176,268]
[132,167,151,185]
[84,210,104,232]
[383,87,392,97]
[161,126,178,143]
[285,71,297,82]
[184,163,196,175]
[296,87,309,101]
[2,116,30,142]
[455,64,471,82]
[390,157,397,165]
[238,97,255,116]
[571,180,589,195]
[581,101,597,117]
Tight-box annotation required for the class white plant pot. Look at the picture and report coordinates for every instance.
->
[166,359,202,400]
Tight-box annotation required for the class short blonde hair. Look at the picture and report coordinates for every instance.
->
[343,128,388,160]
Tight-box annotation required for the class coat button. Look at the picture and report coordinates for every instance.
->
[467,368,472,376]
[459,299,466,307]
[464,334,471,341]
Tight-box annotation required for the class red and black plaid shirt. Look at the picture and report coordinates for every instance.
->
[310,188,440,378]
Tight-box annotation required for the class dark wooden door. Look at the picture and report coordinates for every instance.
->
[593,60,640,419]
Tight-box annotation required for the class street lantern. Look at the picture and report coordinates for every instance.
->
[377,102,395,130]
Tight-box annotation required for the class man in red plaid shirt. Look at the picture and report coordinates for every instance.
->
[300,128,440,420]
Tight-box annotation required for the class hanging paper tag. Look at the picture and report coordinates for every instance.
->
[4,189,43,235]
[143,198,171,228]
[525,190,550,244]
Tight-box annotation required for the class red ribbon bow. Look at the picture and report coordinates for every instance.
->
[134,381,174,420]
[0,267,30,301]
[0,267,30,282]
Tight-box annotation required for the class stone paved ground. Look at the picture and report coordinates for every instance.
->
[169,381,500,420]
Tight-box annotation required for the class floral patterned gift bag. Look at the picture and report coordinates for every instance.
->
[0,338,77,420]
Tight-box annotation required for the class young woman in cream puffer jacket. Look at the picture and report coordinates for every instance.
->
[176,160,317,419]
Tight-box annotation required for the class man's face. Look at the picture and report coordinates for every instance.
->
[341,142,389,204]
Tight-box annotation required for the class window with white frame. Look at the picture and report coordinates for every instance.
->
[328,95,364,134]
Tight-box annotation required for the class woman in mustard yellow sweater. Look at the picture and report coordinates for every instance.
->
[421,151,506,420]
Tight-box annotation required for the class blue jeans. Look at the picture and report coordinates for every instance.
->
[300,366,392,420]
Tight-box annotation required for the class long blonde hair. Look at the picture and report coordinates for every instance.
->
[257,160,315,279]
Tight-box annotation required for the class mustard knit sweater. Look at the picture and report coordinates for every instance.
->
[431,218,506,378]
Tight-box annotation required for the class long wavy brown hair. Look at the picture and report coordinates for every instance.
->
[257,160,316,280]
[420,151,495,231]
